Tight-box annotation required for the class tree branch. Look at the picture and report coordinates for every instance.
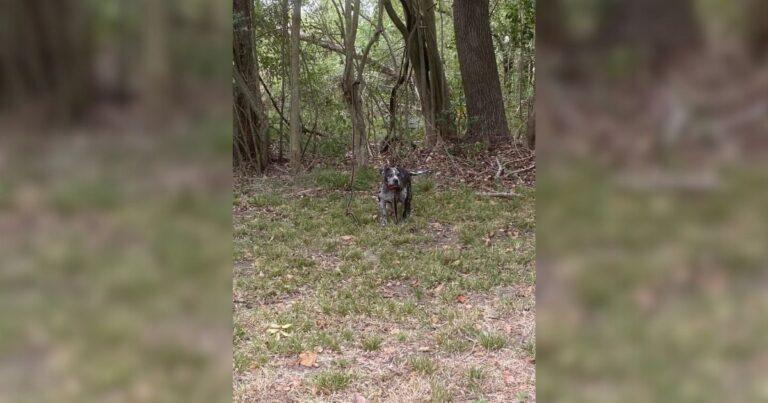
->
[383,0,407,35]
[257,73,330,138]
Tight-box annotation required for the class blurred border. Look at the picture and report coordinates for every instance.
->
[537,0,768,401]
[1,1,233,401]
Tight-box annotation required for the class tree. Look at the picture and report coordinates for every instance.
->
[384,0,456,145]
[233,0,269,172]
[289,0,303,171]
[452,0,510,145]
[341,0,383,167]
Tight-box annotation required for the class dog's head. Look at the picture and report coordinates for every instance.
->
[380,166,405,190]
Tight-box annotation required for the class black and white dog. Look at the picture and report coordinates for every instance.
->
[378,166,428,225]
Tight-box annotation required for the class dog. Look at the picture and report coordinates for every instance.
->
[377,166,428,225]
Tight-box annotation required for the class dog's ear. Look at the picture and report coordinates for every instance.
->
[379,167,386,176]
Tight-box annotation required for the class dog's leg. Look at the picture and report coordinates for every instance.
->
[378,197,389,226]
[393,198,399,224]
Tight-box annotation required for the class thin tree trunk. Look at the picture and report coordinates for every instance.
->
[233,0,269,172]
[289,0,302,171]
[279,0,289,161]
[452,0,510,145]
[341,0,383,168]
[384,0,457,145]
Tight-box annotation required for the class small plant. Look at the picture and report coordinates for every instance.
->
[233,351,251,372]
[313,371,353,395]
[479,332,506,351]
[436,334,472,353]
[410,356,437,375]
[361,334,383,351]
[396,332,408,342]
[467,367,485,392]
[332,358,351,368]
[522,339,536,357]
[430,381,453,402]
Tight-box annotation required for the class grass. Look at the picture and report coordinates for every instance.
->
[410,356,438,375]
[361,334,383,351]
[233,167,536,401]
[479,332,507,351]
[313,370,354,395]
[467,367,486,392]
[430,381,454,402]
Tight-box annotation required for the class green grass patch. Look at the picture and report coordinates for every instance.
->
[361,334,383,351]
[313,370,354,395]
[430,381,454,402]
[466,367,486,392]
[410,356,438,375]
[479,332,507,351]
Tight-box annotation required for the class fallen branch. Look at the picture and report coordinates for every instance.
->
[476,192,518,198]
[506,163,535,176]
[494,157,504,179]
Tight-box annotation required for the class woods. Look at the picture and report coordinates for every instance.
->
[232,0,536,172]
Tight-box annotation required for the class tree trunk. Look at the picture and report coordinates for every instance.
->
[526,92,535,149]
[340,0,382,168]
[289,0,302,171]
[233,0,269,172]
[452,0,510,145]
[384,0,456,146]
[341,0,367,168]
[279,0,289,161]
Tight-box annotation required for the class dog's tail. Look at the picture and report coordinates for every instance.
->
[410,169,430,176]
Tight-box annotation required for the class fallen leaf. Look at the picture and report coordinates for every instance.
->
[352,393,367,403]
[341,235,355,242]
[456,295,467,304]
[418,346,431,352]
[298,351,318,367]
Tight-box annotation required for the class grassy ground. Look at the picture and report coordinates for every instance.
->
[233,167,536,402]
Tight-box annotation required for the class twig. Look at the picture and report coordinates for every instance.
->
[292,187,322,196]
[506,163,535,176]
[494,157,503,179]
[476,192,518,198]
[257,73,331,138]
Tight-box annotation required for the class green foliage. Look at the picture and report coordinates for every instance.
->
[479,332,507,351]
[361,334,383,351]
[313,371,354,394]
[410,356,438,375]
[247,0,535,162]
